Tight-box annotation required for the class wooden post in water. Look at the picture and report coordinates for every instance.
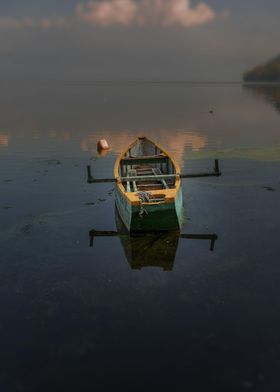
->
[90,234,94,247]
[87,165,92,183]
[86,158,221,183]
[214,159,220,174]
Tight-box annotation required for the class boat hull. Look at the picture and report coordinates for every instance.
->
[115,184,183,232]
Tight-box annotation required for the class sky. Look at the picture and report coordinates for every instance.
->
[0,0,279,81]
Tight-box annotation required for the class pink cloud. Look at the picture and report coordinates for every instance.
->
[0,1,219,31]
[39,17,66,29]
[76,0,217,27]
[160,0,215,27]
[76,0,138,26]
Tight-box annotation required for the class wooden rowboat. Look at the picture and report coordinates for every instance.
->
[114,136,184,232]
[87,136,221,232]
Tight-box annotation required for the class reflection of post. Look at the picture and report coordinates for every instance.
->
[89,230,218,250]
[89,229,218,271]
[180,233,218,251]
[89,229,118,246]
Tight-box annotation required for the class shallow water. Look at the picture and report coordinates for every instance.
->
[1,82,280,391]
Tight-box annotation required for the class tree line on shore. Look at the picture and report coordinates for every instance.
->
[243,55,280,82]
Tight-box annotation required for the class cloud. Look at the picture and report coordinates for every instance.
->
[40,17,66,29]
[0,16,66,30]
[0,1,218,31]
[159,0,215,27]
[0,0,219,32]
[76,0,216,28]
[76,0,137,26]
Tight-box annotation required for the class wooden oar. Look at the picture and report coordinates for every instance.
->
[87,159,221,183]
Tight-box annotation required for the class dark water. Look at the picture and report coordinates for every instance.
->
[1,82,280,391]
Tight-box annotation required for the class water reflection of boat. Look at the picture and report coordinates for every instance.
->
[89,208,218,271]
[120,231,180,271]
[115,210,179,270]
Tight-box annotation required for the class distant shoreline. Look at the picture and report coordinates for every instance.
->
[243,55,280,83]
[1,78,280,86]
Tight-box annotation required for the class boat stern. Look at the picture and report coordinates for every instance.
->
[115,184,183,232]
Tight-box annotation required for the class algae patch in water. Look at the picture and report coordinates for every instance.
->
[186,146,280,162]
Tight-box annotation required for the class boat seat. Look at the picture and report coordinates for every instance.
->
[127,169,138,192]
[124,168,173,192]
[152,168,169,189]
[137,183,163,190]
[121,155,167,166]
[135,167,154,176]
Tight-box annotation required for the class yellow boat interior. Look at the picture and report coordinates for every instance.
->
[114,137,181,204]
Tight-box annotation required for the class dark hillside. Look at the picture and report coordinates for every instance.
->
[243,55,280,82]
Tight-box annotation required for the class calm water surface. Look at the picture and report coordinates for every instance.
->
[1,82,280,391]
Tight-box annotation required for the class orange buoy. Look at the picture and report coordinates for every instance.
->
[97,139,109,151]
[97,139,110,156]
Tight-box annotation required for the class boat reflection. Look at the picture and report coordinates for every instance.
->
[89,209,218,271]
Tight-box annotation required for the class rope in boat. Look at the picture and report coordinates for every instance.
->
[136,191,152,217]
[137,191,152,203]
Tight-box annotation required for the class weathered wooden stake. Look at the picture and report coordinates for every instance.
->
[89,235,94,247]
[87,165,92,182]
[214,159,220,174]
[86,158,221,183]
[88,177,116,183]
[180,172,220,179]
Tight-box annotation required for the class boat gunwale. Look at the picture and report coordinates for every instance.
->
[114,136,181,206]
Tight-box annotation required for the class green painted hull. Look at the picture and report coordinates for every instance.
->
[115,185,184,232]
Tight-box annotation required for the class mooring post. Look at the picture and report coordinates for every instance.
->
[87,165,92,183]
[89,235,94,247]
[214,159,220,174]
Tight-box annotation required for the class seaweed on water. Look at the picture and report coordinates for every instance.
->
[47,159,62,165]
[262,186,276,192]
